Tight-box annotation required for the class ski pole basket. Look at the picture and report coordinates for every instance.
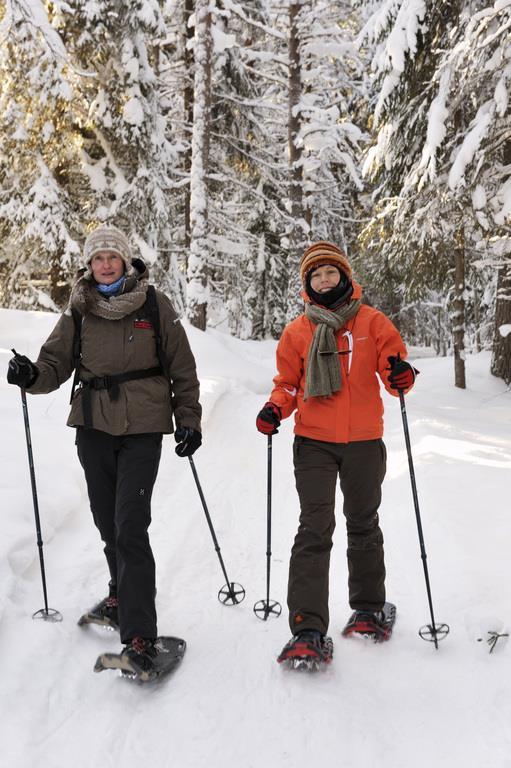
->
[254,599,282,620]
[419,623,450,645]
[33,608,63,622]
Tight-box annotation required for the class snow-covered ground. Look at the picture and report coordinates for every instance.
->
[1,307,511,768]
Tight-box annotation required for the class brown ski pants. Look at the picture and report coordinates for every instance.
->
[288,436,387,635]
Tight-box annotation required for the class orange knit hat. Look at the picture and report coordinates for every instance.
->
[299,241,352,285]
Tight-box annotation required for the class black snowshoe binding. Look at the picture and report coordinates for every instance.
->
[342,602,396,642]
[94,635,186,683]
[77,595,119,631]
[277,630,333,671]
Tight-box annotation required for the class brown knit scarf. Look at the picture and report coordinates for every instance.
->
[304,299,361,400]
[69,270,148,320]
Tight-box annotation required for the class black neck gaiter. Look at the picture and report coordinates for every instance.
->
[307,277,354,309]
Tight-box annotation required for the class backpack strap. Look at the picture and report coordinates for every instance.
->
[70,307,82,404]
[144,284,169,377]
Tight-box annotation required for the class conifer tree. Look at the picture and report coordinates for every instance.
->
[357,0,511,385]
[187,0,213,330]
[0,1,80,307]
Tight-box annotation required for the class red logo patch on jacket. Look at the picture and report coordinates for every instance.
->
[133,320,153,330]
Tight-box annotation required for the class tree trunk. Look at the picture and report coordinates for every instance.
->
[473,287,481,353]
[490,260,511,384]
[183,0,194,254]
[49,251,69,308]
[452,229,466,388]
[490,139,511,384]
[187,0,212,331]
[286,0,305,322]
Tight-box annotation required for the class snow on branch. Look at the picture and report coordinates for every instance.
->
[356,0,402,48]
[414,67,452,186]
[370,0,427,124]
[211,23,237,53]
[220,0,286,40]
[448,100,495,190]
[1,0,67,58]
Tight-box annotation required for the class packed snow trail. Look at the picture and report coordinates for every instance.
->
[1,308,511,768]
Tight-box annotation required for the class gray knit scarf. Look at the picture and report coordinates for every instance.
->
[304,299,362,400]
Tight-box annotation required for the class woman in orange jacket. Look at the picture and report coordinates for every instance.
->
[256,241,417,667]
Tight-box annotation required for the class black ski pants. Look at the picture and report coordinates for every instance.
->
[288,436,387,636]
[76,428,162,644]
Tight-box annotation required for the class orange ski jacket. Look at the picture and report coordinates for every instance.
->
[269,281,410,444]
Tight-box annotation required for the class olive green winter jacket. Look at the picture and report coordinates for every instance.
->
[27,263,201,436]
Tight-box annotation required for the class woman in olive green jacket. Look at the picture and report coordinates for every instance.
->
[7,225,201,676]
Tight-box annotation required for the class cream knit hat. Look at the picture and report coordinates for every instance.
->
[83,225,133,277]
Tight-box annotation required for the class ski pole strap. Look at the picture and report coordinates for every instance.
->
[79,366,163,429]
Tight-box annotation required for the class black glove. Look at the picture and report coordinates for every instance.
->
[256,402,281,435]
[7,352,38,388]
[387,355,419,391]
[174,426,202,457]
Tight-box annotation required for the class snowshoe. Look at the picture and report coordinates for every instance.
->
[78,595,119,631]
[342,601,396,642]
[94,635,186,683]
[277,630,333,671]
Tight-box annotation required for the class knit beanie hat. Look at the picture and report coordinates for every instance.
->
[83,225,133,278]
[299,241,352,285]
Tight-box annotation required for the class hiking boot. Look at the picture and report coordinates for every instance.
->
[92,595,119,625]
[78,593,119,630]
[277,629,333,668]
[342,605,395,641]
[122,636,158,675]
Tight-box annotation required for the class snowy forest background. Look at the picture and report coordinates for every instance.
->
[0,0,510,386]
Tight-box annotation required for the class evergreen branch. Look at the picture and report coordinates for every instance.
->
[236,60,289,87]
[212,90,287,112]
[207,171,293,223]
[220,0,286,40]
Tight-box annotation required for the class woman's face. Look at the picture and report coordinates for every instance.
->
[90,250,125,285]
[309,265,341,293]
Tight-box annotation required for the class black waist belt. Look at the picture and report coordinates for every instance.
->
[79,366,163,429]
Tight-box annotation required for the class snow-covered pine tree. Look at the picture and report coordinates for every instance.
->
[136,0,365,338]
[209,0,289,338]
[355,0,458,327]
[61,0,182,298]
[0,1,80,308]
[186,0,213,330]
[293,0,365,279]
[191,0,366,336]
[356,0,511,386]
[242,0,366,327]
[284,0,308,320]
[271,0,366,322]
[1,0,185,309]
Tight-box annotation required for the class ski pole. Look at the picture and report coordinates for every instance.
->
[398,389,448,648]
[12,350,62,622]
[254,434,282,620]
[188,456,245,605]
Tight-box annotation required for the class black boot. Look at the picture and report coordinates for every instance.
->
[277,630,333,670]
[121,636,158,678]
[342,604,396,642]
[78,585,119,630]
